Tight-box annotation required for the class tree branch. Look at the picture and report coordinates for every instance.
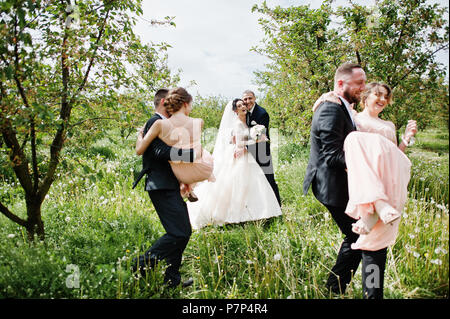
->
[70,8,111,105]
[38,4,111,201]
[0,55,33,196]
[391,43,450,89]
[0,201,27,227]
[37,3,71,202]
[13,12,39,196]
[30,121,39,193]
[68,117,115,128]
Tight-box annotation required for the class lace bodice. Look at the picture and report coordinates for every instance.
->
[232,119,250,146]
[354,112,397,144]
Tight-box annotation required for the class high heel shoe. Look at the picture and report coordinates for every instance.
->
[374,200,400,224]
[187,191,198,202]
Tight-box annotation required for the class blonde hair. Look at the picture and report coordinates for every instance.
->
[163,87,193,115]
[361,82,393,108]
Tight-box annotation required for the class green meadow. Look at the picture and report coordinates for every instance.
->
[0,128,448,299]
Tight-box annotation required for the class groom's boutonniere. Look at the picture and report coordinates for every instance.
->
[250,120,257,126]
[250,124,266,142]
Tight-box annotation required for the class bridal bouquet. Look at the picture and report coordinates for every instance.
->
[250,124,266,142]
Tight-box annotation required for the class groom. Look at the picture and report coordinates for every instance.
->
[303,63,367,296]
[243,90,281,206]
[131,88,194,289]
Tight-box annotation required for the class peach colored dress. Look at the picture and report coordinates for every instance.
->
[344,112,411,251]
[162,118,214,185]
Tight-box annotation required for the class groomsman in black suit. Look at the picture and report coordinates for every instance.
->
[303,63,370,296]
[243,90,281,206]
[131,88,194,288]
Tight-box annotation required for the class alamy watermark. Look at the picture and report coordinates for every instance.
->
[65,2,80,29]
[365,264,380,289]
[65,264,80,289]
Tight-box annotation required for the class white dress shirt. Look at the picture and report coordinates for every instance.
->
[338,95,355,127]
[155,112,167,119]
[248,103,256,115]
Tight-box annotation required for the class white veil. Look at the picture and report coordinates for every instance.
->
[211,100,237,173]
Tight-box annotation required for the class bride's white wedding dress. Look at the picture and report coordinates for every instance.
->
[187,102,282,229]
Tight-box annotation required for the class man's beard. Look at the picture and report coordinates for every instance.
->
[343,89,360,105]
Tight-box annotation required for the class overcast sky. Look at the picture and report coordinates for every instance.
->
[133,0,449,100]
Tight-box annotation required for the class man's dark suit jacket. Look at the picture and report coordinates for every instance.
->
[132,114,194,191]
[246,103,272,169]
[303,99,356,207]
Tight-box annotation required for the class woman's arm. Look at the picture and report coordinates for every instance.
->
[136,120,162,155]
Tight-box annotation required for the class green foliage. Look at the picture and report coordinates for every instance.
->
[189,94,228,129]
[88,146,116,160]
[0,128,447,299]
[408,129,449,204]
[0,0,178,239]
[252,0,449,143]
[277,142,309,164]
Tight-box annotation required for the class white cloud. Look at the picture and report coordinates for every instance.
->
[134,0,287,99]
[134,0,449,100]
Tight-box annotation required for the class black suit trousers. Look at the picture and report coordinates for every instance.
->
[142,189,192,285]
[325,204,388,298]
[325,204,362,294]
[247,142,281,206]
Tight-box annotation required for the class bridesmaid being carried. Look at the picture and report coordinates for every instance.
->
[136,87,215,201]
[315,83,417,250]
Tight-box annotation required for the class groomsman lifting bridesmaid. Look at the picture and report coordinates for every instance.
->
[131,88,199,289]
[304,62,417,299]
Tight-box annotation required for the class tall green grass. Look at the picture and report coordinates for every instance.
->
[0,128,448,298]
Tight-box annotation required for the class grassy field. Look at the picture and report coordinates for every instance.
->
[0,127,448,299]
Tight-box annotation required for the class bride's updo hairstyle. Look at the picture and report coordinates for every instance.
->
[360,82,393,108]
[164,87,193,115]
[232,98,244,112]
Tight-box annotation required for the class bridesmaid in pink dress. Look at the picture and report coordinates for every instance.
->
[314,83,417,298]
[343,83,417,251]
[136,87,215,201]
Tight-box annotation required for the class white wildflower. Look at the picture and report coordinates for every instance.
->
[273,253,281,261]
[430,259,442,265]
[7,234,15,239]
[412,252,420,258]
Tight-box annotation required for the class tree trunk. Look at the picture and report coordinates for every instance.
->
[25,198,45,242]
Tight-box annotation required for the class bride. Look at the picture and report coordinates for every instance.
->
[187,98,282,229]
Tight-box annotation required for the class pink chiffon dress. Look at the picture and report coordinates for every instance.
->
[344,112,411,251]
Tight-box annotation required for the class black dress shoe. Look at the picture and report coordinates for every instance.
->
[165,278,194,289]
[182,278,194,288]
[131,254,158,278]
